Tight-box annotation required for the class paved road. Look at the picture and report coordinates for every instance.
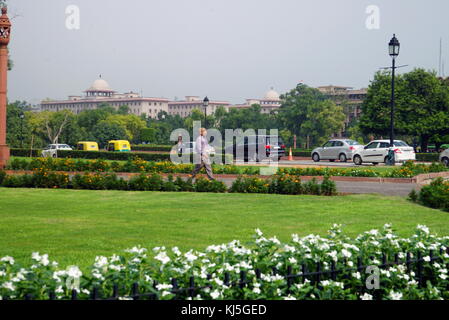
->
[215,177,417,197]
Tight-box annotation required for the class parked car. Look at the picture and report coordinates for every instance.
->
[224,135,285,162]
[41,144,73,158]
[440,149,449,167]
[76,141,99,151]
[311,139,363,163]
[107,140,131,152]
[352,140,415,165]
[177,142,215,156]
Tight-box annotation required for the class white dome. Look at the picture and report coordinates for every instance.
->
[265,88,280,100]
[88,78,113,91]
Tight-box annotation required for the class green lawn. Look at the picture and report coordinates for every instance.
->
[0,188,448,270]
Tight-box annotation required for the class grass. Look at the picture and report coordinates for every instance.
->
[1,188,449,270]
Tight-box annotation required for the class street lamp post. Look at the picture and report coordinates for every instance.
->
[387,34,400,166]
[203,96,209,128]
[19,112,24,148]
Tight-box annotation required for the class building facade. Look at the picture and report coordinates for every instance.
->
[229,88,282,114]
[40,78,169,118]
[168,96,231,117]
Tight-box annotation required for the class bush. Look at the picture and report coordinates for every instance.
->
[2,225,449,300]
[9,148,42,158]
[416,153,440,162]
[0,170,6,185]
[57,150,171,162]
[194,178,227,193]
[131,145,173,152]
[229,176,269,194]
[321,176,337,196]
[174,176,194,192]
[417,178,449,212]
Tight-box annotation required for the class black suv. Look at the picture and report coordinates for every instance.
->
[225,135,285,162]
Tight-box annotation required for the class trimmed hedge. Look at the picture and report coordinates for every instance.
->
[416,153,440,162]
[131,145,173,152]
[10,148,43,158]
[57,150,171,162]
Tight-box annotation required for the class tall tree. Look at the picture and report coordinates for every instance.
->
[359,69,449,151]
[279,84,346,148]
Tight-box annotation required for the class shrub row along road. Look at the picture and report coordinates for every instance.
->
[215,176,417,197]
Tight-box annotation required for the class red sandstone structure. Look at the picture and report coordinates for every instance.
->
[0,6,11,168]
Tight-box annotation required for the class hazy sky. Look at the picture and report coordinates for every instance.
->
[6,0,449,105]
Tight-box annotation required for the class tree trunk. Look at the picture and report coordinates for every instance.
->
[420,135,430,153]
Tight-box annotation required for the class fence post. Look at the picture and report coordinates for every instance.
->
[239,271,246,289]
[286,265,293,294]
[224,272,230,287]
[25,293,32,300]
[132,282,139,300]
[49,291,56,300]
[112,284,119,299]
[91,287,99,300]
[416,251,423,288]
[406,252,412,273]
[71,289,78,300]
[171,278,178,299]
[394,253,399,265]
[255,268,261,280]
[330,261,337,281]
[301,264,306,284]
[315,262,321,286]
[188,276,195,299]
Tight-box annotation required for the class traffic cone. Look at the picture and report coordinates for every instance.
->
[288,147,293,161]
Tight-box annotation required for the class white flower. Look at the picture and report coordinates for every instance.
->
[210,290,221,299]
[439,274,448,280]
[0,256,14,265]
[126,246,147,255]
[184,251,198,262]
[389,291,403,300]
[417,225,430,234]
[156,283,173,291]
[352,272,361,280]
[67,266,82,279]
[172,247,181,256]
[423,256,431,262]
[94,256,108,268]
[360,293,373,300]
[341,249,352,258]
[255,228,263,237]
[0,271,6,277]
[284,295,296,300]
[2,281,15,291]
[154,252,170,265]
[288,257,297,264]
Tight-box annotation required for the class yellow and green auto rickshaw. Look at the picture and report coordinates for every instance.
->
[76,141,99,151]
[107,140,131,152]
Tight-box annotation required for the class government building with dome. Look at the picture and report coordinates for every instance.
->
[40,79,284,117]
[40,78,170,118]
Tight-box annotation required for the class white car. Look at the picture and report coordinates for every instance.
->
[440,149,449,167]
[41,144,73,158]
[353,140,415,165]
[311,139,364,162]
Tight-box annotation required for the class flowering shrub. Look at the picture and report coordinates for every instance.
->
[230,175,337,196]
[410,178,449,212]
[1,225,449,300]
[7,157,448,178]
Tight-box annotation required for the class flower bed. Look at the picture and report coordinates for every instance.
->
[6,158,448,178]
[0,170,335,196]
[1,225,448,300]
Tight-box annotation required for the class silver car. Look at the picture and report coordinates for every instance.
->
[440,149,449,167]
[312,139,363,162]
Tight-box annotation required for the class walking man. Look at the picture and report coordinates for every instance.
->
[191,128,215,180]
